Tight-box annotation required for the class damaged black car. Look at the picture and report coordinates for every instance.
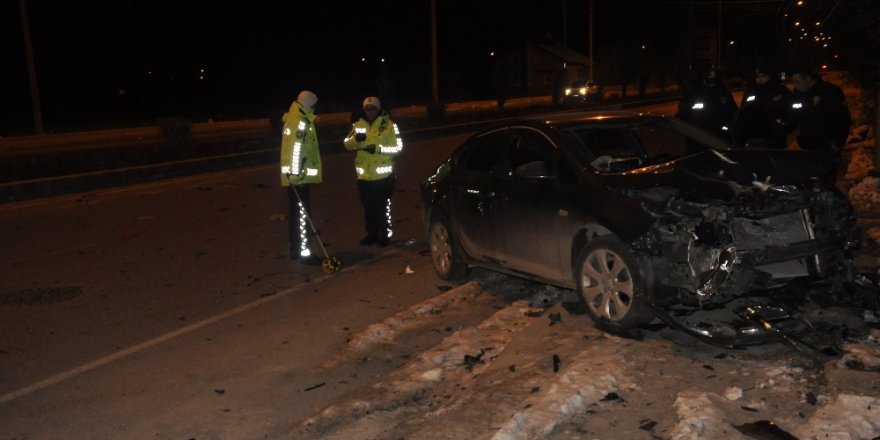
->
[420,111,874,349]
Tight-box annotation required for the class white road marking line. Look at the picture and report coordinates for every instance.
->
[0,247,399,404]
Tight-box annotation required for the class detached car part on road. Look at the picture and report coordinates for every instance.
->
[420,111,873,349]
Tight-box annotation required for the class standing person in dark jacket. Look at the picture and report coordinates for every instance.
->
[789,68,851,152]
[731,66,793,149]
[677,67,738,141]
[788,68,851,182]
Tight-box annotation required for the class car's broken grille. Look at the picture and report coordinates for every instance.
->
[729,209,813,250]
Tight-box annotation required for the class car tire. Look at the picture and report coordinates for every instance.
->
[575,237,655,331]
[428,219,469,281]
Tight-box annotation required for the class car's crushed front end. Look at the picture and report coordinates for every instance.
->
[602,148,870,349]
[627,181,858,305]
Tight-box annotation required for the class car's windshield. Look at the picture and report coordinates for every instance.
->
[554,118,732,173]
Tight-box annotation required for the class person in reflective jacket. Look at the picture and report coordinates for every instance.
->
[677,67,738,142]
[731,66,793,149]
[280,90,323,263]
[343,96,404,247]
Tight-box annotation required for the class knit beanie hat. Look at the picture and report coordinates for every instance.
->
[297,90,318,110]
[362,96,381,110]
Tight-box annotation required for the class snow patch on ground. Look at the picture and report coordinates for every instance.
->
[296,299,543,437]
[321,281,483,368]
[838,329,880,371]
[491,348,628,440]
[670,391,751,440]
[793,394,880,440]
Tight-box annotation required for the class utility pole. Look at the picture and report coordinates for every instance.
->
[562,0,567,49]
[430,0,439,105]
[588,0,593,82]
[717,0,722,68]
[19,0,44,134]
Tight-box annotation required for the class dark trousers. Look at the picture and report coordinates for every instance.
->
[287,185,312,258]
[357,176,395,242]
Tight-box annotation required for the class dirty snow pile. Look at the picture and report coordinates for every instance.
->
[670,390,880,440]
[846,127,878,212]
[844,126,880,254]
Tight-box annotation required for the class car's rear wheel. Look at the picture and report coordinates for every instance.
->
[575,237,655,331]
[429,220,469,281]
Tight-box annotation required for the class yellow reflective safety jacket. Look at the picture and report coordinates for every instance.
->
[280,101,322,186]
[343,111,403,181]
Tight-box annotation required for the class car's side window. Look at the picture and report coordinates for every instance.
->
[507,129,556,178]
[632,123,689,160]
[579,128,645,172]
[463,130,510,174]
[579,129,636,158]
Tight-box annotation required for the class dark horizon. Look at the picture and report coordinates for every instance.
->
[2,1,835,136]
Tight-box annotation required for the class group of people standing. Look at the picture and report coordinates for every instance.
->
[279,90,403,264]
[677,65,852,175]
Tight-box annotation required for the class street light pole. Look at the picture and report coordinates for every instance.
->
[589,0,593,82]
[430,0,439,105]
[717,0,722,68]
[19,0,43,134]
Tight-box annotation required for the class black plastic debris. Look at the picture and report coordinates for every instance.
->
[733,420,799,440]
[463,349,486,371]
[638,419,657,431]
[805,391,817,405]
[846,359,867,370]
[601,392,620,401]
[304,382,325,391]
[553,354,561,372]
[549,313,562,326]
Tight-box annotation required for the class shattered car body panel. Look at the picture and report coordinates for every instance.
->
[421,111,872,350]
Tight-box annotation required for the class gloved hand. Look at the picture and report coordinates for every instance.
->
[286,173,299,185]
[355,132,367,142]
[364,145,377,154]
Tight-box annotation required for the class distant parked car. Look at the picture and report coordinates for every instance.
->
[564,80,601,104]
[420,111,860,344]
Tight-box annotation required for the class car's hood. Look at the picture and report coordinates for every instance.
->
[599,149,836,199]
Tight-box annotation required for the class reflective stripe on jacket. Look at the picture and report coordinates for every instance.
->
[343,111,403,181]
[280,102,322,186]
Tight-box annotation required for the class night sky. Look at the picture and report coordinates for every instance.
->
[2,1,808,134]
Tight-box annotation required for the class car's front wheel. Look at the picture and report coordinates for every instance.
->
[428,220,469,281]
[575,237,655,331]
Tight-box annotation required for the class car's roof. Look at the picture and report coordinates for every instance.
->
[517,110,667,128]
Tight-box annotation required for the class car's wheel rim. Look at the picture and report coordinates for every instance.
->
[429,224,452,275]
[580,248,634,322]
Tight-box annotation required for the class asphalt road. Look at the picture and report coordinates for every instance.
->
[1,101,684,438]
